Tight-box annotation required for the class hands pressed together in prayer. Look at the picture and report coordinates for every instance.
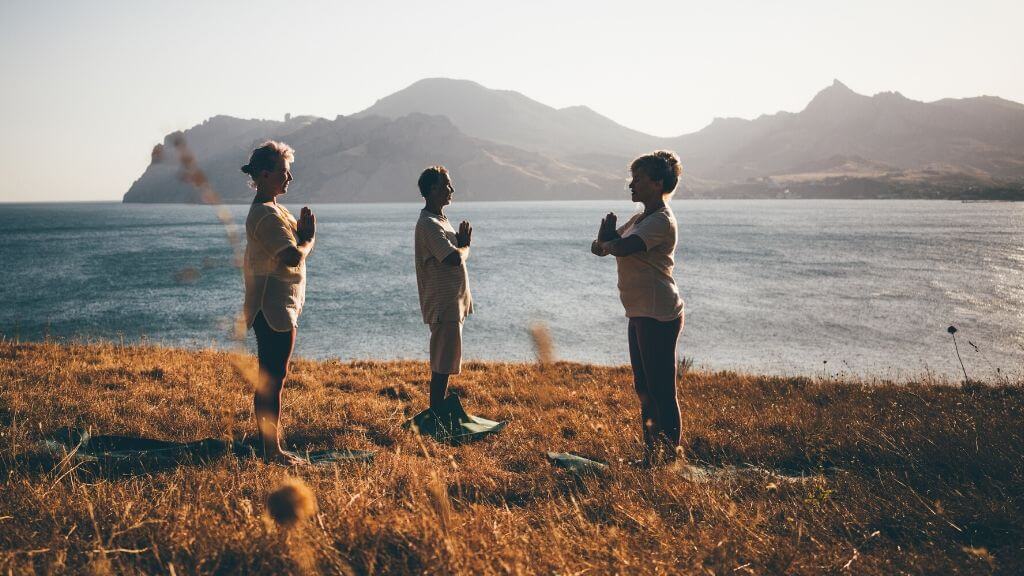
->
[598,212,618,241]
[297,206,316,243]
[591,212,618,256]
[456,220,473,248]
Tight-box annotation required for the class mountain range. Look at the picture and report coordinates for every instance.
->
[124,78,1024,203]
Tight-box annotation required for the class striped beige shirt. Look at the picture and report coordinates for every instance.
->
[415,209,473,323]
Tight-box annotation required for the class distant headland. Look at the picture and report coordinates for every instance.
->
[124,79,1024,203]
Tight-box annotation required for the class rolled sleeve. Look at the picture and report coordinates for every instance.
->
[254,213,297,257]
[422,219,457,263]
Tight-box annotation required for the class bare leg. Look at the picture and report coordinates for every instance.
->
[254,373,301,464]
[429,371,450,410]
[252,312,302,465]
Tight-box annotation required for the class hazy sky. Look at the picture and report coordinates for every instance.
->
[1,0,1021,202]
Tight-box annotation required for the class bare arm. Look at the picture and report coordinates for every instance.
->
[277,237,314,267]
[601,235,647,257]
[441,245,470,266]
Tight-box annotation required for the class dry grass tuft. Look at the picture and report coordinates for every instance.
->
[266,478,318,529]
[0,340,1022,574]
[528,322,555,365]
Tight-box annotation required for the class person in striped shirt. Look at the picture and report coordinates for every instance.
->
[414,166,474,410]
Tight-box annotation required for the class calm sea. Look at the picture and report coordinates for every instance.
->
[1,200,1021,380]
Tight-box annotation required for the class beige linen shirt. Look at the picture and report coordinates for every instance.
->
[244,201,306,331]
[415,209,473,324]
[614,205,684,321]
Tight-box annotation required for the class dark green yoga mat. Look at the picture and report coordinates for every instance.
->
[41,428,375,467]
[404,394,507,444]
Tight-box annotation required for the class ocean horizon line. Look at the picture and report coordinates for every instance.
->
[0,197,986,207]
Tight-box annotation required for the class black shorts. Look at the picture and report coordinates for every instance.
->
[252,311,296,380]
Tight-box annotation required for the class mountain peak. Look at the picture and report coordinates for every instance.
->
[355,77,653,156]
[830,79,854,92]
[405,77,486,91]
[821,79,859,98]
[803,79,867,114]
[368,78,490,106]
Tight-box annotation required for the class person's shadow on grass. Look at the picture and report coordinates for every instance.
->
[15,427,374,478]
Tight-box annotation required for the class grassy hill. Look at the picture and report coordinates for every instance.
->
[1,341,1021,574]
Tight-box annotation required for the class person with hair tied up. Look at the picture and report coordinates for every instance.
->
[414,166,473,411]
[241,141,315,465]
[592,150,685,466]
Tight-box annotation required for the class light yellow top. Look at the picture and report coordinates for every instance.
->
[615,205,684,322]
[243,201,306,332]
[415,209,473,324]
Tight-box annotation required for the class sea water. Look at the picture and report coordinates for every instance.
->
[1,200,1021,380]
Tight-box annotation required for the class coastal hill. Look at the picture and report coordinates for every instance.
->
[124,79,1024,203]
[673,80,1024,198]
[353,77,661,158]
[123,113,622,203]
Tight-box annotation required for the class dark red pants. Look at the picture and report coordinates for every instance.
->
[627,316,683,451]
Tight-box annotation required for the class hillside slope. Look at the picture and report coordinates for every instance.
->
[2,341,1021,574]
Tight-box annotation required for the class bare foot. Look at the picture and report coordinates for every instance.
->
[265,448,307,466]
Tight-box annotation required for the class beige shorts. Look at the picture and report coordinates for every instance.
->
[429,321,463,375]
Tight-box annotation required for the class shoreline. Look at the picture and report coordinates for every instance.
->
[0,335,998,385]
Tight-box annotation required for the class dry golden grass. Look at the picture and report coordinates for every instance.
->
[0,340,1022,575]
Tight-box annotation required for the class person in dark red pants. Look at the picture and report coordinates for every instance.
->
[628,315,683,453]
[592,151,685,465]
